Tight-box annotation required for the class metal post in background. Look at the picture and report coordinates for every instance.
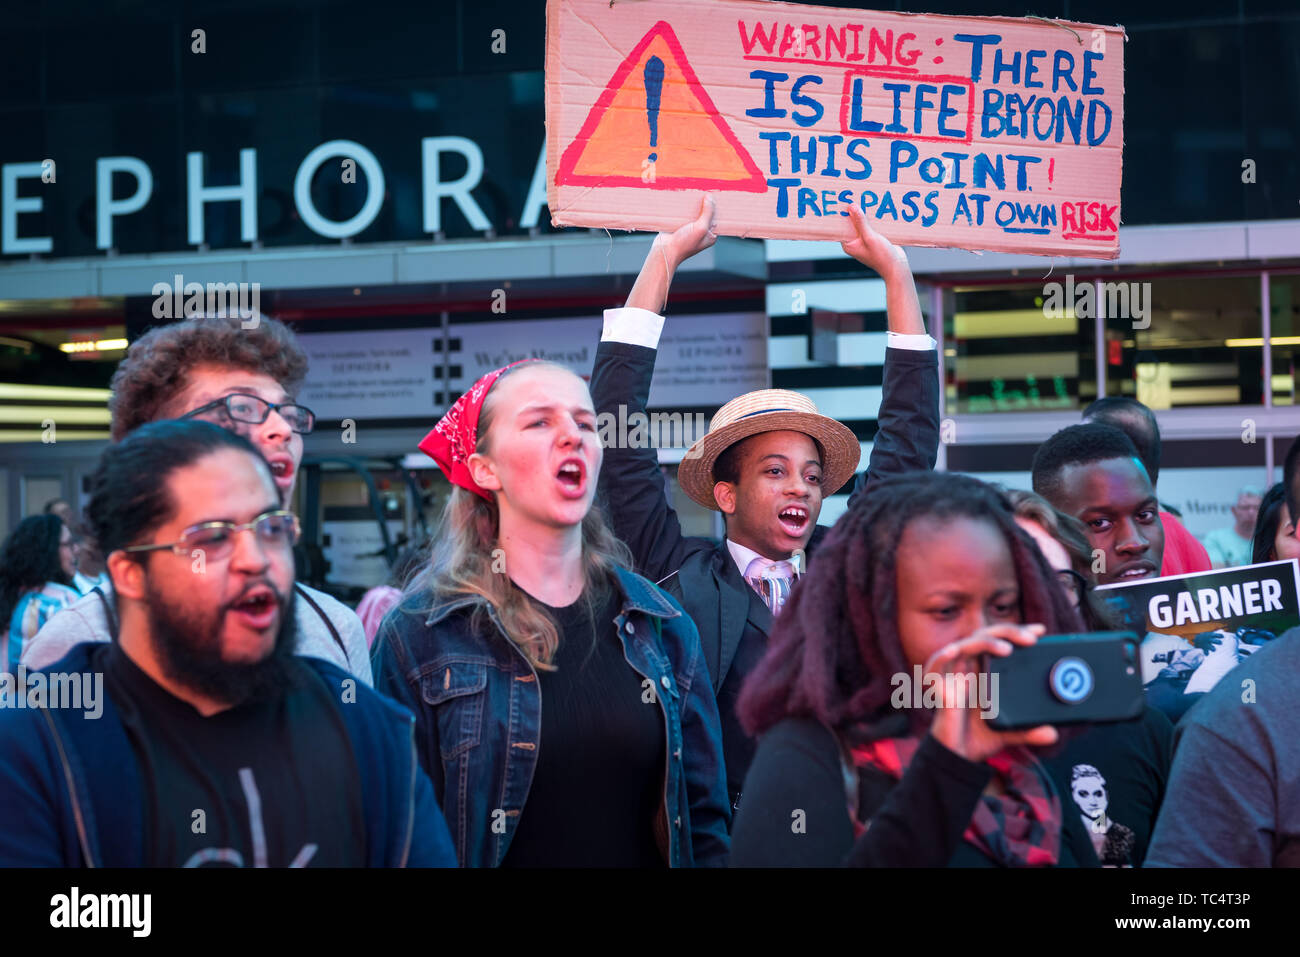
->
[929,283,947,471]
[439,307,450,414]
[1094,278,1107,404]
[1262,270,1274,482]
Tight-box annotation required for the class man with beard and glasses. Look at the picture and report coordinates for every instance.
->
[21,314,371,682]
[0,420,455,867]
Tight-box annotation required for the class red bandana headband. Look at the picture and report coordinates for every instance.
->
[418,360,537,501]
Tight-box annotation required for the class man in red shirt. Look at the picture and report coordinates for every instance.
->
[1081,397,1211,577]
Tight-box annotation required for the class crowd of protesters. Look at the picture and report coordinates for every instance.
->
[0,199,1295,868]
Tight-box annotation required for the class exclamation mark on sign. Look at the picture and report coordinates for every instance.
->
[644,55,664,165]
[1048,158,1055,190]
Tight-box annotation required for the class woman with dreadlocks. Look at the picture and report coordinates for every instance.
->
[731,471,1101,867]
[999,486,1174,867]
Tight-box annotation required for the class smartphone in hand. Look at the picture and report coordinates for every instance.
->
[986,631,1144,731]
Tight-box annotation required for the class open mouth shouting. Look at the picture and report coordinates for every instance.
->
[777,503,810,539]
[227,583,281,632]
[1111,560,1158,582]
[555,457,588,499]
[266,454,295,493]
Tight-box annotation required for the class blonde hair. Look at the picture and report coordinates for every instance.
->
[407,362,631,670]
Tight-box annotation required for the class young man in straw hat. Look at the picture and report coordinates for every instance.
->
[590,196,939,813]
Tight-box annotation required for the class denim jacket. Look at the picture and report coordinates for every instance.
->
[372,566,731,867]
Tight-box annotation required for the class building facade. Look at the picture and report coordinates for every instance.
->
[1,0,1296,586]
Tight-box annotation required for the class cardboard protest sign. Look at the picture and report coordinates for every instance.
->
[545,0,1125,258]
[1094,560,1300,695]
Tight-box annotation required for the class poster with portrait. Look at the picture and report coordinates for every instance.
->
[1093,559,1300,695]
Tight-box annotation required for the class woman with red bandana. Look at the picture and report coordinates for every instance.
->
[372,360,730,867]
[731,471,1103,867]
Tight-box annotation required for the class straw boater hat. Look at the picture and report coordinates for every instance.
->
[677,389,861,511]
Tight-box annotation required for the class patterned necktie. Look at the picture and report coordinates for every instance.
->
[744,557,796,618]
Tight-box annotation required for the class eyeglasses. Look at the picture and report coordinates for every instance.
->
[181,393,316,434]
[123,510,300,560]
[1056,568,1089,608]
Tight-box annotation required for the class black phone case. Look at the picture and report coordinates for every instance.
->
[985,631,1144,730]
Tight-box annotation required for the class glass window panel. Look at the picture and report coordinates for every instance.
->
[945,284,1091,414]
[181,12,315,91]
[1268,274,1300,407]
[1123,26,1245,224]
[0,31,42,108]
[47,21,175,105]
[1241,22,1300,221]
[460,0,545,75]
[1070,0,1239,24]
[1105,275,1262,408]
[319,2,459,81]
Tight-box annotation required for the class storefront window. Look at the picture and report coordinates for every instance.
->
[1104,275,1262,408]
[944,284,1091,415]
[1268,274,1300,406]
[0,309,120,442]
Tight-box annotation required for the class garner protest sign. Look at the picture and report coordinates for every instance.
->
[1094,560,1300,696]
[545,0,1124,258]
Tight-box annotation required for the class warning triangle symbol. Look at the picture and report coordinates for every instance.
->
[557,21,766,192]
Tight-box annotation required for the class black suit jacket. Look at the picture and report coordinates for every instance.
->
[591,338,939,808]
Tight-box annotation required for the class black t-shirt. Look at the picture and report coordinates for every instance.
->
[733,718,1096,867]
[103,644,366,867]
[1040,706,1174,867]
[501,585,667,868]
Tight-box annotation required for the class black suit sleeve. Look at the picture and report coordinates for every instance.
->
[846,346,940,510]
[730,718,990,868]
[590,339,690,584]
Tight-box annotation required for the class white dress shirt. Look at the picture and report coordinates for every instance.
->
[725,538,807,580]
[601,306,936,351]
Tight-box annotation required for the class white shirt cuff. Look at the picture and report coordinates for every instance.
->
[887,331,936,351]
[602,307,665,350]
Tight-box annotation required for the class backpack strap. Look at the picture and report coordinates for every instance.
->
[293,583,347,658]
[92,585,119,643]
